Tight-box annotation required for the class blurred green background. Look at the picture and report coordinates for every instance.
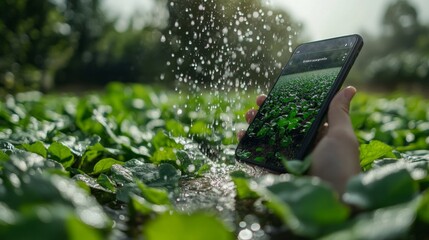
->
[1,0,429,94]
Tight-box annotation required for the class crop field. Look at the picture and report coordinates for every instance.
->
[236,68,340,170]
[1,83,429,239]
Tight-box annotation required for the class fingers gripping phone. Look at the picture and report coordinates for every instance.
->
[235,34,363,173]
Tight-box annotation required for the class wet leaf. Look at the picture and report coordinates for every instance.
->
[343,163,418,210]
[152,130,183,150]
[97,174,117,193]
[281,155,312,175]
[0,150,9,162]
[360,140,397,170]
[144,212,233,240]
[48,142,75,168]
[92,158,123,174]
[189,121,212,135]
[320,199,418,240]
[136,180,171,206]
[253,175,349,237]
[129,194,169,216]
[230,171,259,199]
[21,141,47,158]
[150,147,177,164]
[165,119,186,137]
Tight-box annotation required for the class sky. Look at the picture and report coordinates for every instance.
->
[104,0,429,40]
[271,0,429,40]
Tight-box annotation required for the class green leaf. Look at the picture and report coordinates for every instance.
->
[22,141,47,158]
[165,119,186,137]
[144,212,233,240]
[136,180,171,205]
[92,158,123,174]
[230,171,260,199]
[129,194,169,216]
[253,175,349,237]
[270,180,349,235]
[0,150,9,162]
[152,130,183,150]
[343,162,418,210]
[418,190,429,223]
[158,163,180,185]
[320,200,418,240]
[359,140,397,170]
[48,142,75,168]
[150,147,177,164]
[97,174,116,192]
[189,121,212,135]
[281,155,312,175]
[67,216,103,240]
[196,163,210,176]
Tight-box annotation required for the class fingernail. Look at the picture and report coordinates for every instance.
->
[344,86,357,100]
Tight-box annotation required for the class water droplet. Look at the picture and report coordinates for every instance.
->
[187,164,196,172]
[250,223,261,231]
[238,229,253,240]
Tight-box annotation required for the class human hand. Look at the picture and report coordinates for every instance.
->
[237,86,361,194]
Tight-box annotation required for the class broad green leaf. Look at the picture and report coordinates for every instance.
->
[320,200,418,240]
[359,140,397,170]
[110,164,134,185]
[83,143,106,161]
[189,121,212,135]
[0,150,9,162]
[165,119,186,137]
[417,190,429,223]
[48,142,75,168]
[281,155,312,175]
[73,174,116,205]
[97,174,116,193]
[150,147,177,164]
[144,212,233,240]
[115,183,139,203]
[176,150,207,176]
[158,163,180,185]
[67,216,103,240]
[55,135,101,157]
[4,152,64,176]
[0,202,17,225]
[22,141,47,158]
[230,171,259,199]
[343,163,418,210]
[92,158,123,174]
[252,175,349,237]
[0,205,71,240]
[122,159,161,183]
[129,194,169,216]
[152,130,183,150]
[196,164,210,176]
[136,180,171,206]
[0,172,112,233]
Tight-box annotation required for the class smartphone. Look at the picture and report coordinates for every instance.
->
[235,34,363,173]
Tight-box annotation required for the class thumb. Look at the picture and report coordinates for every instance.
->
[328,86,356,131]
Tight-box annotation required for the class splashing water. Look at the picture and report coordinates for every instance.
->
[160,0,299,238]
[163,0,299,142]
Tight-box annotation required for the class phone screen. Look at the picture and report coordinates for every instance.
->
[236,35,363,172]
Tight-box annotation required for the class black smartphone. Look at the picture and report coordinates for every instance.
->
[235,34,363,173]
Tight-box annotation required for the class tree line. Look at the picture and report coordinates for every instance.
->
[0,0,428,94]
